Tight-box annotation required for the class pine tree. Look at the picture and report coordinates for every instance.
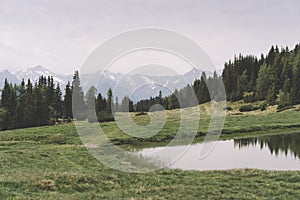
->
[16,79,26,128]
[120,96,134,112]
[115,96,120,112]
[85,86,97,123]
[33,81,49,126]
[52,84,63,122]
[168,91,179,109]
[63,81,73,119]
[158,90,162,105]
[0,79,11,130]
[72,71,86,120]
[96,88,114,122]
[1,79,10,109]
[106,88,113,114]
[199,72,210,103]
[23,79,35,127]
[255,64,270,100]
[95,93,106,114]
[290,62,300,104]
[266,85,277,105]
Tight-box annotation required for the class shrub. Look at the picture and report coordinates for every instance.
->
[135,112,147,116]
[87,112,98,123]
[49,134,66,144]
[239,105,260,112]
[67,117,72,123]
[277,106,295,113]
[223,106,233,111]
[243,92,256,103]
[48,119,56,126]
[74,112,87,121]
[260,102,268,111]
[97,111,115,122]
[37,180,56,191]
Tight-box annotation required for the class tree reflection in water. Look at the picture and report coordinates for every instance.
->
[234,133,300,159]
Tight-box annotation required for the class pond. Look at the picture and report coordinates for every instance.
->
[136,133,300,171]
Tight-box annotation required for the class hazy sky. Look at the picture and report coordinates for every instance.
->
[0,0,300,75]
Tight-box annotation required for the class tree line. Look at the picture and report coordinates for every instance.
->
[0,71,116,130]
[132,44,300,112]
[135,71,224,112]
[222,44,300,108]
[1,43,300,130]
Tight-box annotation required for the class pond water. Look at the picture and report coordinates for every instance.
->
[137,133,300,171]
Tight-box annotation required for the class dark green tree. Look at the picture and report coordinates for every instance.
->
[85,86,97,123]
[120,96,134,112]
[72,71,86,120]
[106,88,113,114]
[63,81,73,119]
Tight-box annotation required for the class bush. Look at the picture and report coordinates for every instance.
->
[97,111,115,122]
[87,115,98,123]
[74,112,87,121]
[63,117,72,123]
[239,105,260,112]
[48,119,56,126]
[135,112,147,116]
[277,106,295,113]
[49,134,66,144]
[260,102,268,111]
[223,106,233,111]
[87,111,98,123]
[67,117,72,123]
[37,180,56,191]
[239,105,253,112]
[243,92,256,103]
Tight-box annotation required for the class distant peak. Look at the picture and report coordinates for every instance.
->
[2,69,11,74]
[32,65,47,70]
[184,67,202,75]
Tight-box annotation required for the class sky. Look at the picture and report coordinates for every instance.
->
[0,0,300,75]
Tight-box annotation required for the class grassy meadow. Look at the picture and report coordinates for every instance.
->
[0,102,300,199]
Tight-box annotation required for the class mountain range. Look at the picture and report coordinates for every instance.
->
[0,65,218,102]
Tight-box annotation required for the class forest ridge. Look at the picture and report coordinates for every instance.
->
[0,44,300,131]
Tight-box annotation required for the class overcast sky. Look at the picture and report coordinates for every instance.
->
[0,0,300,75]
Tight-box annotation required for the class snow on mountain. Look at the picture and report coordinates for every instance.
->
[0,69,20,89]
[1,65,209,102]
[80,67,204,102]
[15,65,72,87]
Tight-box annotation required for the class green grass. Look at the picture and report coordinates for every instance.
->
[0,141,300,199]
[0,104,300,199]
[71,103,300,146]
[1,103,300,147]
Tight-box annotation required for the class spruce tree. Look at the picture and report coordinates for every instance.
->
[63,81,73,119]
[106,88,113,114]
[52,84,63,122]
[85,86,97,123]
[95,93,106,115]
[16,79,26,128]
[72,71,86,120]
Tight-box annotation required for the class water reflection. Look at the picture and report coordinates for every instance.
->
[137,133,300,171]
[234,133,300,159]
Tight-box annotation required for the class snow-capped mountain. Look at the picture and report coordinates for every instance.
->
[80,68,203,101]
[0,69,19,89]
[0,65,208,101]
[15,65,72,87]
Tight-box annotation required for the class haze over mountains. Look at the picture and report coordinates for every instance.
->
[0,65,218,101]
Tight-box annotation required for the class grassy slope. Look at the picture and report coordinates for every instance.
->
[0,103,300,199]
